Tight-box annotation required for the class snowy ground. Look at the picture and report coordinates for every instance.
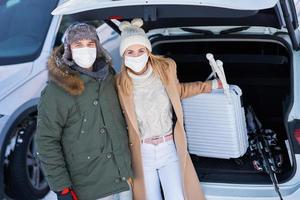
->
[42,192,56,200]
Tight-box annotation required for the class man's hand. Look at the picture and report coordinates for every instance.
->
[55,188,78,200]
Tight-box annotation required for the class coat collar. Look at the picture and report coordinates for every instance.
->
[117,70,140,136]
[163,78,184,125]
[48,45,114,96]
[159,60,184,126]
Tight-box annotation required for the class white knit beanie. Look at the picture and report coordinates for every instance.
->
[119,18,152,56]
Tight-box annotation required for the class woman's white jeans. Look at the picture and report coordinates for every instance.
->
[141,139,184,200]
[97,185,132,200]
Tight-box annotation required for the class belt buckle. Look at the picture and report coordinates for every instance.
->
[152,136,160,140]
[151,136,161,145]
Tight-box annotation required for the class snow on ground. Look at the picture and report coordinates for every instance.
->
[42,191,57,200]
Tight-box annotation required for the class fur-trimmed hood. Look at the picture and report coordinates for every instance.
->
[47,45,112,96]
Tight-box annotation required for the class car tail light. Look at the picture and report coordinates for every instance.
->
[294,128,300,144]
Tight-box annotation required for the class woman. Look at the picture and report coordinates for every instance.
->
[116,19,221,200]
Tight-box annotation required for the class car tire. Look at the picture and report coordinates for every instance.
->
[8,118,49,200]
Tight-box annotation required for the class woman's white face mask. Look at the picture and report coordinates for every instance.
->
[72,47,97,69]
[124,53,149,73]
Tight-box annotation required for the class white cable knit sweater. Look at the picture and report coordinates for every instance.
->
[128,66,173,140]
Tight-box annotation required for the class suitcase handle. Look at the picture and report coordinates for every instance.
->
[206,53,231,103]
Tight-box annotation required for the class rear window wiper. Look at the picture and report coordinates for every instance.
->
[181,28,214,36]
[220,26,250,35]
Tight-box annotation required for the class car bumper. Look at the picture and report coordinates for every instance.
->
[203,155,300,200]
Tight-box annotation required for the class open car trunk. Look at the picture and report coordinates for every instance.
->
[152,35,294,184]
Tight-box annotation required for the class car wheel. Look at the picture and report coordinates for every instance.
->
[8,118,49,200]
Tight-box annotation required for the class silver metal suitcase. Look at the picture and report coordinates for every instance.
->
[182,54,248,159]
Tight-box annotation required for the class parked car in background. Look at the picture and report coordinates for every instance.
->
[1,0,300,199]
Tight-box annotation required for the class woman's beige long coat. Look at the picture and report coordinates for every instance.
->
[116,58,209,200]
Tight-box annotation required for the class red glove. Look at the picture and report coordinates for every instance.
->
[70,190,78,200]
[55,188,78,200]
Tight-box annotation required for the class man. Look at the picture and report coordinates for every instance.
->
[35,23,132,200]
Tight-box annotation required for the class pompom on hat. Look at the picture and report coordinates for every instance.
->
[119,18,152,56]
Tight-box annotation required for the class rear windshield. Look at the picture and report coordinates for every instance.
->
[0,0,58,65]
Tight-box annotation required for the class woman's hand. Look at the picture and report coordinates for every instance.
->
[211,79,223,90]
[203,79,223,93]
[201,81,213,93]
[216,79,223,88]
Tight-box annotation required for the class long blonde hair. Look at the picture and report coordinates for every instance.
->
[119,52,171,95]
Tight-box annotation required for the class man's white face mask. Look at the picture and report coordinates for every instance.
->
[124,53,149,73]
[72,47,97,69]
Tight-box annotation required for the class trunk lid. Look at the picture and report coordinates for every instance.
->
[52,0,300,49]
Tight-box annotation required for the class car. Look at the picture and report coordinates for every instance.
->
[1,0,300,199]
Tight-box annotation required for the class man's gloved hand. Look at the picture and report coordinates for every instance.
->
[55,188,78,200]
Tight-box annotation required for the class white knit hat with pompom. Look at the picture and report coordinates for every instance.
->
[119,18,152,56]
